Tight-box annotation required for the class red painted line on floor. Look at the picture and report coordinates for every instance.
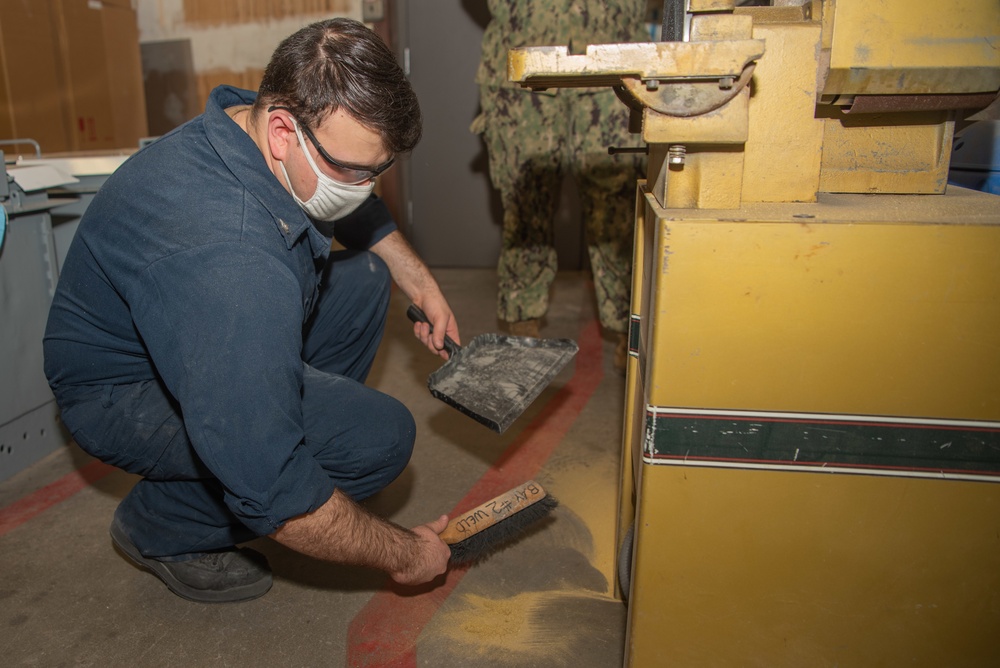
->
[0,460,116,538]
[346,319,606,668]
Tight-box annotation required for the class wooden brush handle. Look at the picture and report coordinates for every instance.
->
[440,480,547,545]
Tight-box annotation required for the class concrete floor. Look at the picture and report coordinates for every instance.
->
[0,269,629,667]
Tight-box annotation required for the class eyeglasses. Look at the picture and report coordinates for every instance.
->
[268,105,395,185]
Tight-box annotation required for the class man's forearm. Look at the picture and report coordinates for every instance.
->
[369,230,440,303]
[271,488,418,575]
[369,229,459,355]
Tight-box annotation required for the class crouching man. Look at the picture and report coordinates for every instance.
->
[43,18,457,603]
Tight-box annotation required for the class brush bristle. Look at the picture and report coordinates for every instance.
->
[448,494,558,565]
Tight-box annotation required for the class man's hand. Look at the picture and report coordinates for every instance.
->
[389,514,452,585]
[411,296,460,359]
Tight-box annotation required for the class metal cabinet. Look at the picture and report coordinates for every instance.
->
[0,162,72,480]
[0,155,125,481]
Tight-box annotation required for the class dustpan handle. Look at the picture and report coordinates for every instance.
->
[406,304,461,358]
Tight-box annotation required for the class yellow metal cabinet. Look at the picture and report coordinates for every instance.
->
[620,187,1000,665]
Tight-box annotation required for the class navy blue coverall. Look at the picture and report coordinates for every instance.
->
[43,86,414,559]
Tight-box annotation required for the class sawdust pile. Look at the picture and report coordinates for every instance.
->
[434,589,615,663]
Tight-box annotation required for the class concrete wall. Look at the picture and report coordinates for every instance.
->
[136,0,362,131]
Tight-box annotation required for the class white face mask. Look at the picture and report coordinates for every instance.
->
[279,120,375,222]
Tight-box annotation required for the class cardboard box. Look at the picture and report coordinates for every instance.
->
[0,0,72,154]
[0,0,147,155]
[54,0,148,151]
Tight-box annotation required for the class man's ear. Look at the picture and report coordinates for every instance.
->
[267,112,298,162]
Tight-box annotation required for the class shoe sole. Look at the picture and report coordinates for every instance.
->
[110,520,272,604]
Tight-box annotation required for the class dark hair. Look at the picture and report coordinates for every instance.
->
[253,18,421,154]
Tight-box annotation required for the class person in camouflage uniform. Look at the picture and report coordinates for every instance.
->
[471,0,647,363]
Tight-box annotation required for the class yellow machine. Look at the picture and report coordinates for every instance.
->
[510,1,1000,665]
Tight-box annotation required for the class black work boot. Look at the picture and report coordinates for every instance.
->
[110,517,272,603]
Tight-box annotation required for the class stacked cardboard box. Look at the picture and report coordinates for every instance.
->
[0,0,148,155]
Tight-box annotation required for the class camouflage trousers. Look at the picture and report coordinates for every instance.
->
[473,86,642,333]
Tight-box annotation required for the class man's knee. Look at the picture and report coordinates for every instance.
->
[341,395,416,500]
[303,368,417,500]
[371,395,416,473]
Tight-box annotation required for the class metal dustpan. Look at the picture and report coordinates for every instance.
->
[408,305,578,433]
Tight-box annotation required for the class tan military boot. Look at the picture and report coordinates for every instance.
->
[509,318,540,338]
[614,332,628,374]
